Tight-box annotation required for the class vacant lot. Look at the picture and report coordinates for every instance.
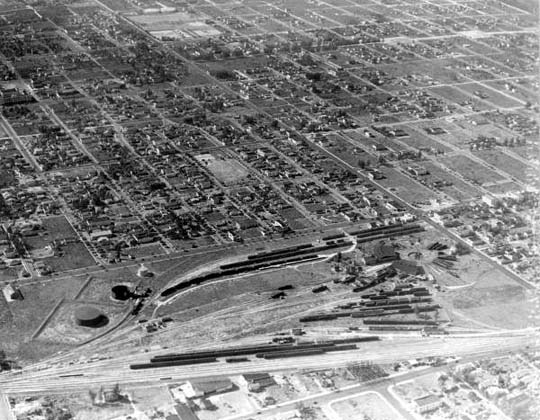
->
[435,253,535,330]
[197,154,250,184]
[486,80,538,104]
[129,11,205,30]
[1,274,87,361]
[429,86,493,111]
[330,392,403,420]
[421,161,482,201]
[156,261,334,318]
[440,154,505,186]
[39,300,127,344]
[457,83,523,109]
[474,149,532,183]
[483,181,523,195]
[43,242,96,272]
[378,167,438,205]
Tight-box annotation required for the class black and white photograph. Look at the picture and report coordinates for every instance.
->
[0,0,538,419]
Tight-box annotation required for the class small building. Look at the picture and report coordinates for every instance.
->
[414,394,442,414]
[241,373,276,392]
[365,242,400,265]
[181,378,234,398]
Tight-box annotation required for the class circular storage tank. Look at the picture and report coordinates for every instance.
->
[111,285,131,301]
[74,306,108,328]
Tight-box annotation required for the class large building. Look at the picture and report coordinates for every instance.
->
[74,306,108,328]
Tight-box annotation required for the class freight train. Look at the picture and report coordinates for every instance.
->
[129,338,379,370]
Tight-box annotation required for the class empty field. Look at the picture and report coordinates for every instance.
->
[474,149,533,183]
[330,392,404,420]
[196,154,250,184]
[483,181,524,195]
[378,167,438,205]
[421,161,482,201]
[129,11,205,30]
[457,83,524,109]
[440,154,506,186]
[429,86,493,111]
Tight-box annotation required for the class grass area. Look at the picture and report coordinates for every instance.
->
[129,11,205,28]
[483,181,523,195]
[440,154,505,186]
[429,85,493,111]
[0,266,19,282]
[0,274,87,360]
[421,161,482,201]
[486,80,538,104]
[39,300,127,345]
[25,215,79,250]
[155,261,334,317]
[43,242,96,272]
[42,215,78,240]
[378,59,467,86]
[457,83,523,109]
[474,149,531,183]
[435,253,535,330]
[395,130,452,153]
[378,167,438,204]
[77,267,138,302]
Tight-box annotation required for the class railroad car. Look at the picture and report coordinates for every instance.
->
[130,357,217,370]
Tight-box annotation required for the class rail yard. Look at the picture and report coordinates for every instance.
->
[0,0,538,419]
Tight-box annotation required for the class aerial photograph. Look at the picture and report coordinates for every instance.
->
[0,0,538,419]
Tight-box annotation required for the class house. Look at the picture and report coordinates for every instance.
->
[408,165,429,176]
[234,217,258,230]
[241,373,276,392]
[414,394,442,413]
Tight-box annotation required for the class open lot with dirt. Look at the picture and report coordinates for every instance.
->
[196,153,250,184]
[0,274,88,360]
[474,149,534,184]
[440,154,506,186]
[378,167,438,205]
[330,391,403,420]
[457,83,524,109]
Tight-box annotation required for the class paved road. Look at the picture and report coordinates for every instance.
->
[0,392,14,420]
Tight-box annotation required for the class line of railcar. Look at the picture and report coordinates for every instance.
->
[322,233,346,241]
[348,223,406,236]
[219,241,353,271]
[363,319,438,326]
[130,357,217,370]
[151,342,357,363]
[256,344,359,359]
[225,357,250,363]
[162,225,422,298]
[247,243,314,261]
[130,338,379,370]
[161,254,322,297]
